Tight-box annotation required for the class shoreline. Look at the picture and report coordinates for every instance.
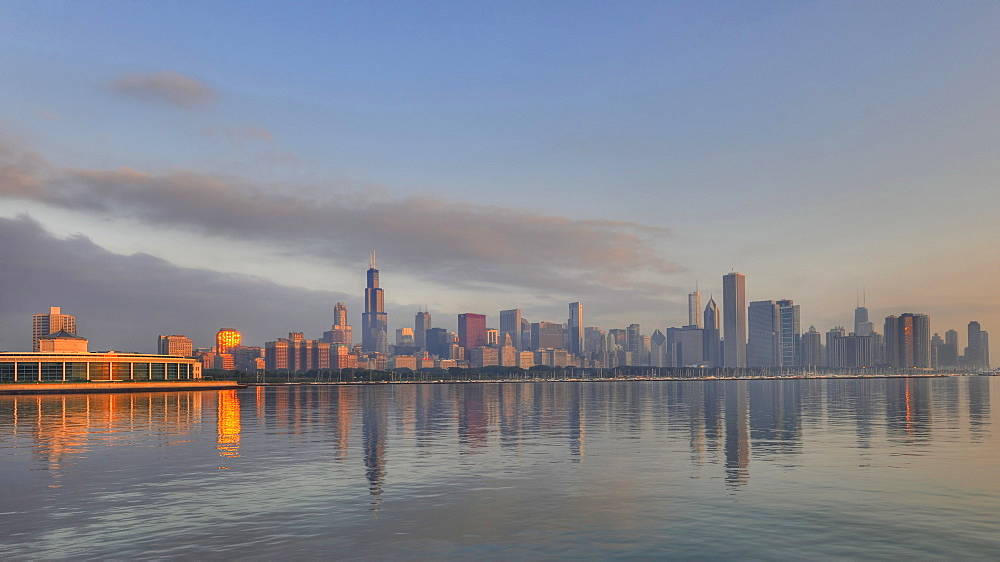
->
[0,380,246,395]
[246,372,991,387]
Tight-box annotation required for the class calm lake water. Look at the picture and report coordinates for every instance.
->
[2,377,999,558]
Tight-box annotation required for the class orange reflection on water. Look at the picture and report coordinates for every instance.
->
[217,389,241,458]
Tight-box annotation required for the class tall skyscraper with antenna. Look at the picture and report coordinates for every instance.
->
[362,251,388,354]
[854,291,874,336]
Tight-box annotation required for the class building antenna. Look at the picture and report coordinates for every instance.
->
[370,250,376,269]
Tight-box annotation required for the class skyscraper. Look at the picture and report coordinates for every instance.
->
[500,309,523,351]
[568,302,584,356]
[747,300,779,368]
[884,313,931,369]
[688,290,702,328]
[531,321,564,350]
[703,297,721,366]
[414,309,431,351]
[323,302,353,345]
[966,321,990,370]
[723,272,747,368]
[362,251,388,354]
[854,302,874,336]
[216,328,241,355]
[650,329,668,367]
[777,299,801,367]
[158,335,193,357]
[801,326,822,367]
[458,313,487,354]
[32,306,77,352]
[626,324,642,356]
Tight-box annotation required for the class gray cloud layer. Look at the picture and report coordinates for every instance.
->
[0,215,352,352]
[0,142,680,302]
[113,71,216,108]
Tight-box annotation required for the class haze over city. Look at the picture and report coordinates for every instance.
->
[2,1,999,352]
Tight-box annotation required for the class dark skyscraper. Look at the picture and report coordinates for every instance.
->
[777,299,801,367]
[966,321,990,370]
[748,300,778,368]
[703,297,721,366]
[568,302,584,356]
[362,251,388,354]
[723,272,747,368]
[884,313,931,369]
[414,309,431,351]
[500,309,523,350]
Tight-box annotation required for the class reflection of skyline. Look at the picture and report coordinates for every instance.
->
[1,378,994,497]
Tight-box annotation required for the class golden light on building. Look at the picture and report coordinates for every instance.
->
[216,328,241,354]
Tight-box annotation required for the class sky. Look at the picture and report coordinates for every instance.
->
[2,1,999,353]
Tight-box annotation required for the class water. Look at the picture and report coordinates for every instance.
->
[2,377,998,558]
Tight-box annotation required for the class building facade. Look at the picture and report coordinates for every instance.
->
[723,272,747,368]
[748,300,779,368]
[362,251,388,354]
[500,309,523,351]
[884,313,931,369]
[458,313,487,354]
[568,302,584,356]
[158,335,193,357]
[322,302,353,345]
[32,306,77,352]
[688,290,702,329]
[414,310,431,351]
[703,298,721,367]
[1,352,201,382]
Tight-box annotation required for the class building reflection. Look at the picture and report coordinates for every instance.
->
[0,392,204,478]
[724,381,751,487]
[217,389,241,458]
[362,388,388,510]
[967,376,990,441]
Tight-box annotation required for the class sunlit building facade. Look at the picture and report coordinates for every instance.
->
[32,306,77,352]
[158,335,194,357]
[216,329,241,355]
[0,351,202,382]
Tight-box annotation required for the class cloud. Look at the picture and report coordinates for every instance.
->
[0,215,352,352]
[0,143,680,307]
[112,71,216,108]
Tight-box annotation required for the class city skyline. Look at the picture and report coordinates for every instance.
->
[2,2,1000,352]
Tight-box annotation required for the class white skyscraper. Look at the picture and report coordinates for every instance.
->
[688,289,702,329]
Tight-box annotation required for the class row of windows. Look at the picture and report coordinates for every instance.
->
[0,362,193,382]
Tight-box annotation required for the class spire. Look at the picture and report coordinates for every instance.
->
[370,250,376,270]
